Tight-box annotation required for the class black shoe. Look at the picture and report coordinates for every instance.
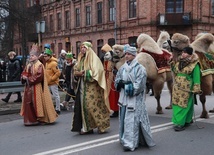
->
[185,120,193,127]
[110,111,118,118]
[56,110,61,115]
[174,125,185,131]
[14,99,22,103]
[79,130,94,135]
[123,146,131,151]
[1,98,9,103]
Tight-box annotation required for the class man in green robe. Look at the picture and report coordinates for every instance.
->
[170,47,202,131]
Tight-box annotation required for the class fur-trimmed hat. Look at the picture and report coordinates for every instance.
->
[61,49,67,55]
[66,53,73,59]
[183,46,193,55]
[125,46,137,56]
[101,43,112,52]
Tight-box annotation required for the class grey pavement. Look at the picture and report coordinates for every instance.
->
[0,91,67,115]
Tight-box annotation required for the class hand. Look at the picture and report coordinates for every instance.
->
[116,80,125,91]
[22,75,28,80]
[81,70,85,76]
[192,90,202,95]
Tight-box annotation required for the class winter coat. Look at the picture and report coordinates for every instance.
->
[45,56,61,85]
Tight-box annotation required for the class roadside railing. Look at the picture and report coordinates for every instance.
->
[0,81,24,94]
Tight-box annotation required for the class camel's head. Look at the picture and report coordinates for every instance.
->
[112,44,125,57]
[170,33,190,54]
[104,44,125,62]
[101,43,113,61]
[157,31,170,47]
[162,40,171,52]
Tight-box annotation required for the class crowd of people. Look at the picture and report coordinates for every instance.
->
[0,40,203,152]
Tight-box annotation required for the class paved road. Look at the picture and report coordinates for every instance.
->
[1,90,214,155]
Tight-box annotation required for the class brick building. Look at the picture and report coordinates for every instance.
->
[14,0,214,59]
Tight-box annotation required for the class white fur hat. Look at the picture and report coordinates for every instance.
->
[125,46,137,56]
[60,49,67,55]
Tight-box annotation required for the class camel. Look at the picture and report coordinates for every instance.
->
[157,30,171,52]
[170,32,214,118]
[104,33,173,114]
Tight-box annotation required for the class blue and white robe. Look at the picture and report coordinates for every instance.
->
[115,58,155,151]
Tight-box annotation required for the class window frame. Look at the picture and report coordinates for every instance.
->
[97,2,103,24]
[129,0,136,18]
[86,6,91,26]
[109,0,115,21]
[57,12,61,30]
[75,8,80,27]
[49,14,54,31]
[166,0,183,13]
[65,10,70,29]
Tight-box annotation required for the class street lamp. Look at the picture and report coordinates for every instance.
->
[36,21,45,48]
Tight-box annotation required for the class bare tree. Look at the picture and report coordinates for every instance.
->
[0,0,41,60]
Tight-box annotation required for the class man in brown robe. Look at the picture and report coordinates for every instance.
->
[20,44,58,126]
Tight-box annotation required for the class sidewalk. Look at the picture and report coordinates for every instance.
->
[0,91,67,115]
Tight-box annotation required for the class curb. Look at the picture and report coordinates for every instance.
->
[0,109,20,115]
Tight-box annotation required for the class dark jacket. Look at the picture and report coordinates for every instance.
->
[7,57,21,81]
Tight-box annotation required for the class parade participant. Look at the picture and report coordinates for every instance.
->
[71,41,110,135]
[115,46,155,151]
[60,52,76,110]
[101,43,119,117]
[170,46,202,131]
[43,48,61,114]
[58,49,67,72]
[39,43,51,66]
[1,51,22,103]
[20,44,58,126]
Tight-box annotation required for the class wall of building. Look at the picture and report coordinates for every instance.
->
[13,0,214,58]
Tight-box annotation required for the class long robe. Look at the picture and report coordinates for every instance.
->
[71,47,110,133]
[115,58,155,151]
[171,53,201,126]
[20,60,58,125]
[104,61,119,112]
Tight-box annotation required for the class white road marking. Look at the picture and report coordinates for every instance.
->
[34,114,214,155]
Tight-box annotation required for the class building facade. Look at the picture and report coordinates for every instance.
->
[14,0,214,59]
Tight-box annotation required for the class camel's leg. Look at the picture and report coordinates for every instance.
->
[165,79,173,110]
[153,81,164,114]
[199,95,209,119]
[155,94,163,114]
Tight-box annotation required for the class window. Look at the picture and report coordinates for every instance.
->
[44,16,48,32]
[108,38,115,47]
[166,0,183,13]
[50,14,54,31]
[58,43,62,55]
[128,36,138,47]
[109,0,115,21]
[76,41,81,56]
[65,11,70,29]
[97,2,103,24]
[129,0,136,18]
[76,8,80,27]
[212,0,214,15]
[86,6,91,26]
[57,13,61,30]
[97,39,104,61]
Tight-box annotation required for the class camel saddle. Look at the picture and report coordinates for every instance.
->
[195,51,214,76]
[141,48,171,73]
